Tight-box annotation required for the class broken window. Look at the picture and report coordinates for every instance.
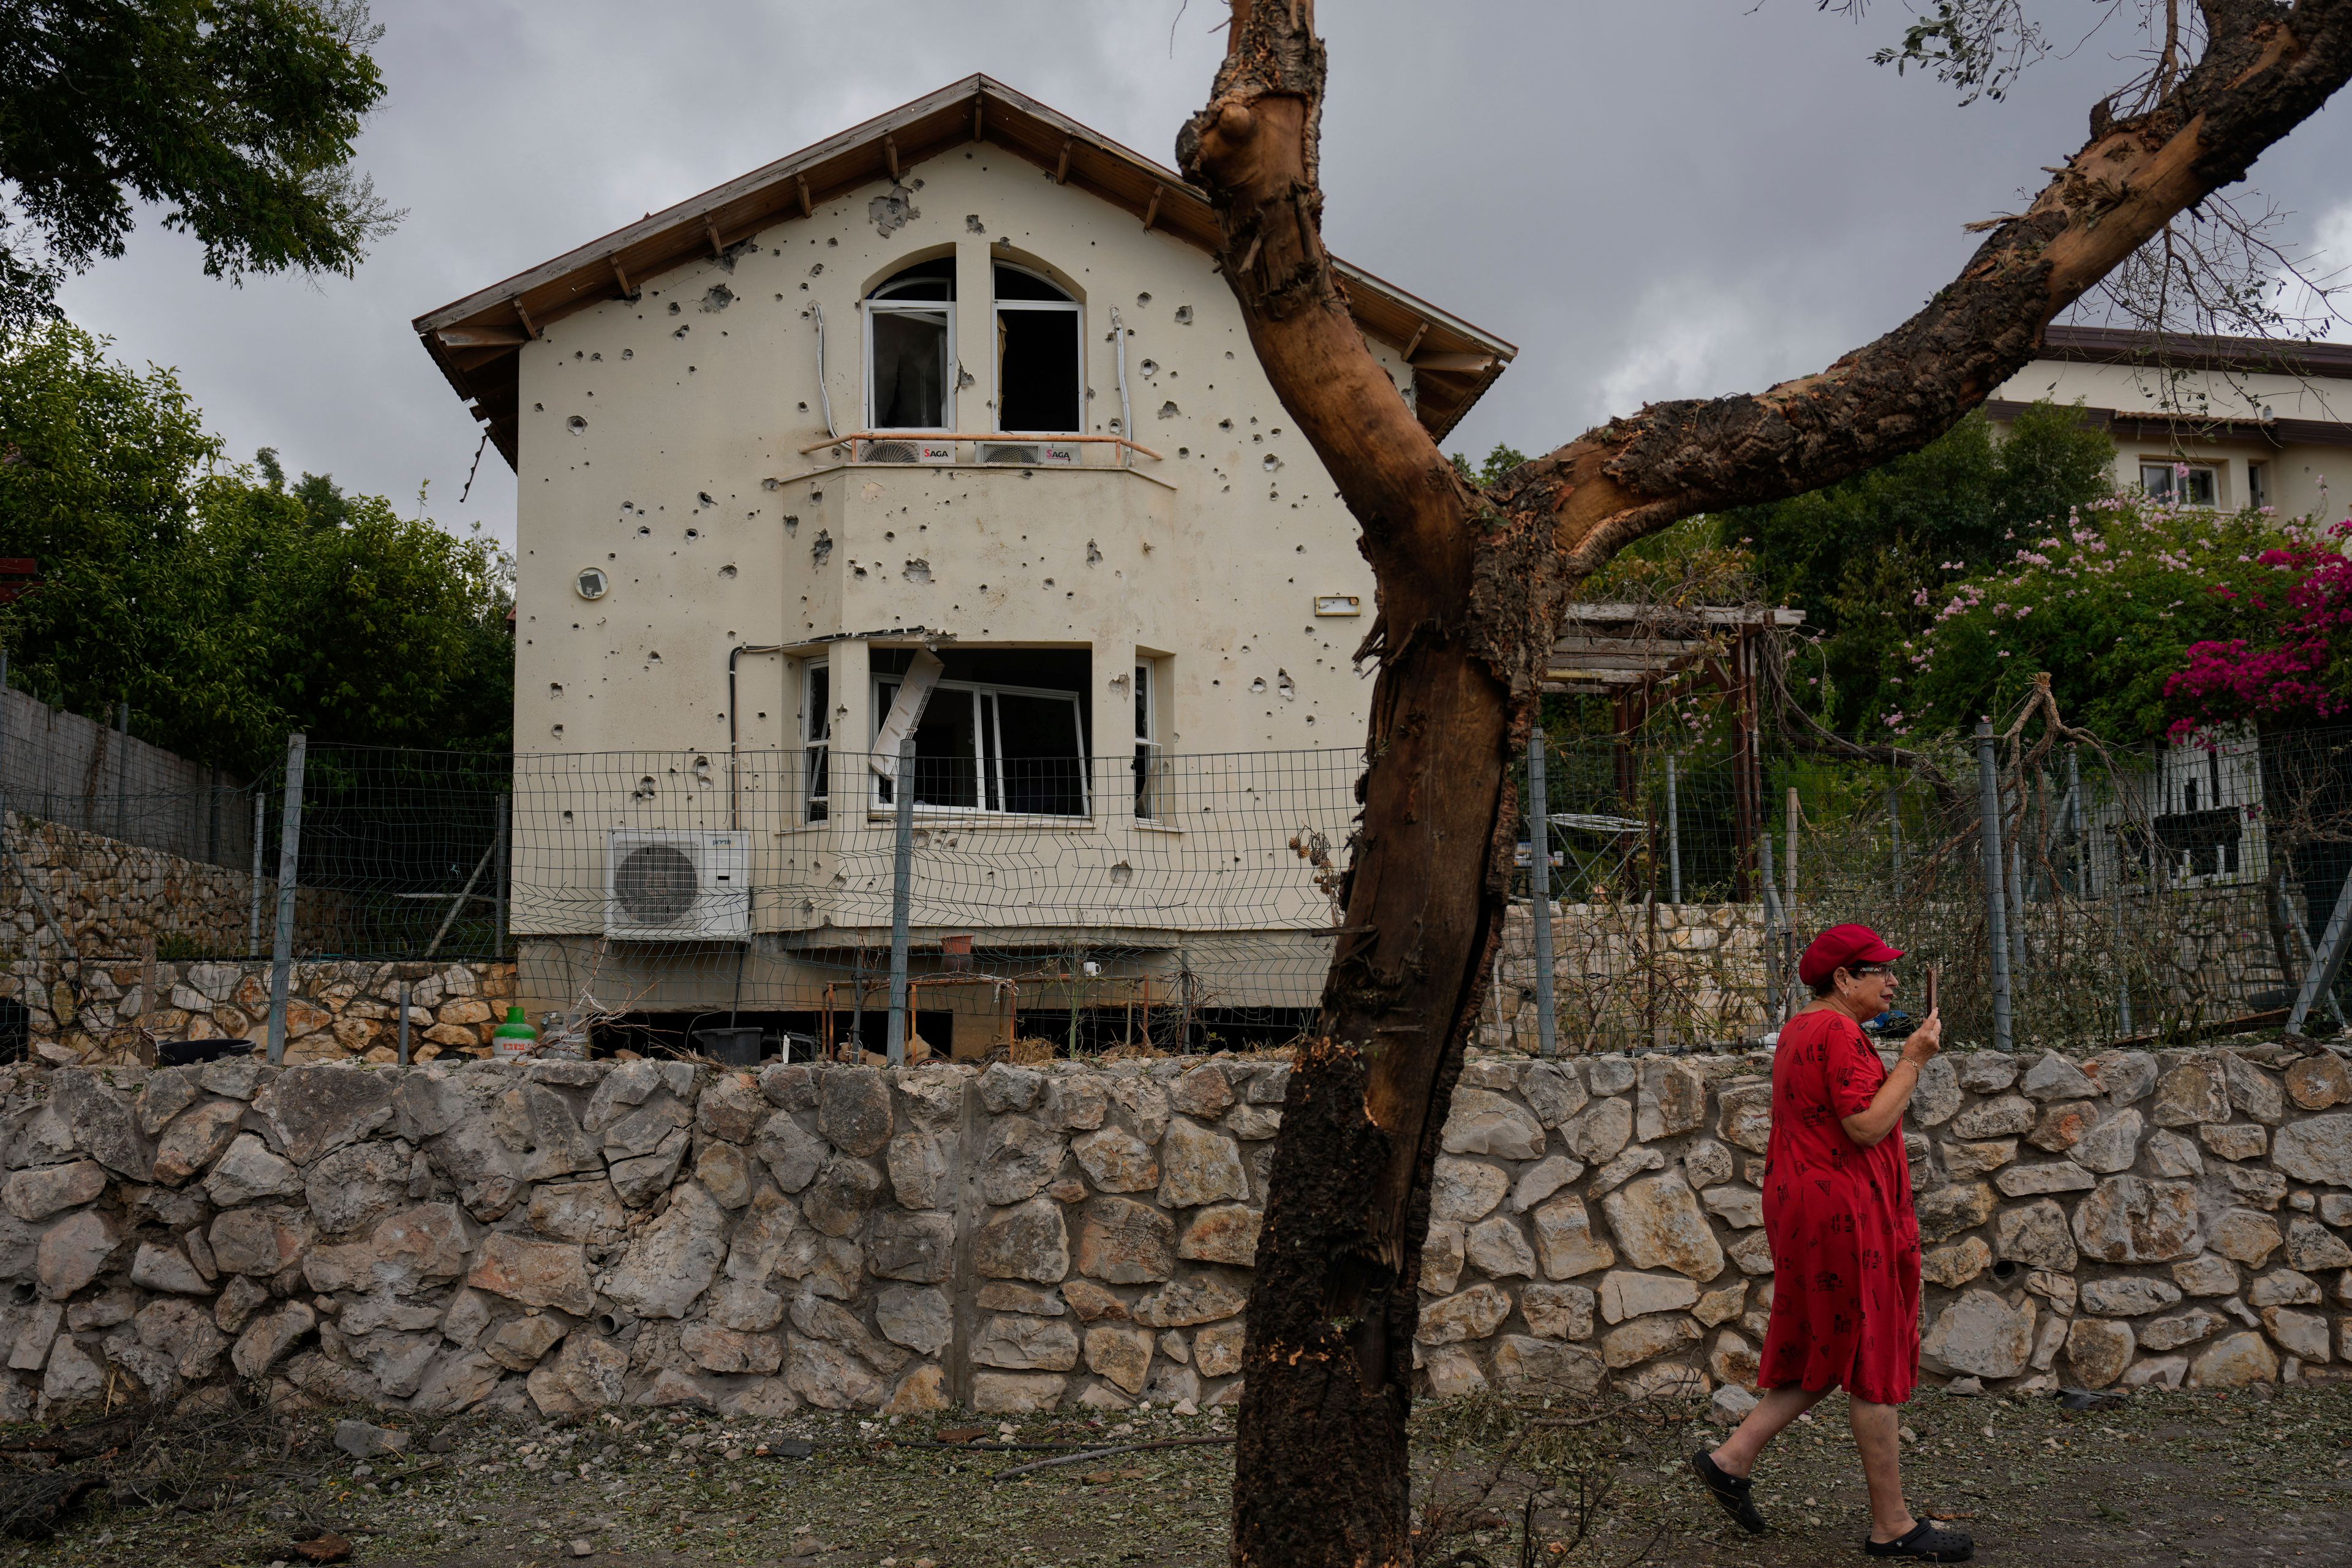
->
[872,649,1091,816]
[2139,460,2218,507]
[1133,661,1166,820]
[803,660,831,823]
[994,264,1080,434]
[867,258,954,429]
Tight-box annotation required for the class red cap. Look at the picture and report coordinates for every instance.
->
[1797,923,1905,989]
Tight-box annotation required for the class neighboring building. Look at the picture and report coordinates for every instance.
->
[411,77,1513,1054]
[1988,326,2351,517]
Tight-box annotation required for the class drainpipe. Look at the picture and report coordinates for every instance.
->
[727,644,788,831]
[812,303,838,440]
[1110,307,1133,469]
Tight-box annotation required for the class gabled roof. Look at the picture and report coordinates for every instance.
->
[413,75,1515,468]
[2039,325,2352,380]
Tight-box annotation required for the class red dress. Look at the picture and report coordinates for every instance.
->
[1755,1009,1921,1405]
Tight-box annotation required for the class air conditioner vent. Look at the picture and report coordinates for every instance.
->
[864,439,920,464]
[979,443,1039,466]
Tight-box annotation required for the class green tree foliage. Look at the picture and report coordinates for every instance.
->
[1895,496,2282,739]
[0,321,511,769]
[1450,442,1528,489]
[0,0,396,331]
[1725,402,2116,733]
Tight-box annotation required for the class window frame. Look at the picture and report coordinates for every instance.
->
[2248,461,2271,511]
[869,673,1091,820]
[802,659,831,823]
[1133,661,1166,821]
[2139,459,2220,508]
[865,265,957,432]
[992,262,1084,436]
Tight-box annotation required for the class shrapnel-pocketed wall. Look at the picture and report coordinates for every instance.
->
[0,1040,2345,1423]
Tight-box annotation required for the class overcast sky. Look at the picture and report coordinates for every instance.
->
[52,1,2352,551]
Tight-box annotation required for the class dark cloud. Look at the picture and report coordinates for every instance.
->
[53,1,2352,546]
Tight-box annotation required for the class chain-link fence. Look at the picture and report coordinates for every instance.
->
[4,680,2348,1061]
[1501,718,2352,1055]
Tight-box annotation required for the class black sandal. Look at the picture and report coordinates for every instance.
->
[1863,1520,1975,1561]
[1689,1450,1766,1534]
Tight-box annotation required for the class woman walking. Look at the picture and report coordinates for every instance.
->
[1689,923,1972,1562]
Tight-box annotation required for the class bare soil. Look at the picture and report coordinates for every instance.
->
[0,1382,2343,1567]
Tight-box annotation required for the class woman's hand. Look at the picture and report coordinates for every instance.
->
[1901,1009,1942,1066]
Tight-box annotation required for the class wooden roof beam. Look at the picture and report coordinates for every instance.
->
[609,256,634,298]
[884,133,900,181]
[1142,184,1162,232]
[513,300,540,340]
[1055,135,1075,183]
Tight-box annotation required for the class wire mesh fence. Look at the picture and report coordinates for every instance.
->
[1502,718,2352,1055]
[4,704,2349,1060]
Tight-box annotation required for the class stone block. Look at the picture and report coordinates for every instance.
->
[1951,1096,2035,1140]
[2021,1052,2096,1101]
[2064,1319,2134,1389]
[2071,1177,2201,1264]
[1417,1283,1512,1345]
[1600,1174,1724,1281]
[817,1067,892,1156]
[2082,1049,2157,1106]
[1681,1140,1733,1191]
[2150,1061,2230,1128]
[4,1161,106,1223]
[1169,1064,1234,1118]
[1172,1204,1258,1268]
[1600,1313,1700,1370]
[1915,1182,1996,1243]
[1636,1058,1708,1141]
[2199,1123,2268,1163]
[973,1314,1080,1372]
[979,1117,1066,1206]
[1920,1289,2030,1379]
[2284,1053,2350,1111]
[1994,1199,2076,1271]
[468,1234,595,1316]
[2247,1268,2321,1308]
[1076,1196,1176,1284]
[1716,1083,1773,1155]
[1942,1140,2016,1179]
[2285,1217,2352,1272]
[2207,1208,2282,1268]
[1071,1128,1156,1194]
[2079,1276,2182,1316]
[1599,1271,1698,1324]
[1956,1053,2018,1094]
[2220,1054,2285,1126]
[2069,1109,2142,1174]
[1491,1334,1605,1395]
[1157,1117,1248,1209]
[2145,1128,2203,1178]
[2026,1101,2098,1154]
[2139,1308,2225,1352]
[252,1066,394,1165]
[2187,1330,2278,1387]
[2272,1114,2352,1187]
[595,1182,726,1319]
[1442,1089,1546,1160]
[1921,1237,1990,1289]
[1995,1163,2095,1197]
[2261,1306,2331,1362]
[976,1199,1069,1283]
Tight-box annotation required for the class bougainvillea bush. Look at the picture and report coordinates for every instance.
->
[1879,492,2339,739]
[2164,519,2352,734]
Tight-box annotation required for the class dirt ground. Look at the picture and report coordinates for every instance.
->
[1,1381,2345,1567]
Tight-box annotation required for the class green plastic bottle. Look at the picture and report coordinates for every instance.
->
[491,1005,539,1058]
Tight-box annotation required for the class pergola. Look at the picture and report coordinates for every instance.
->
[1544,602,1806,899]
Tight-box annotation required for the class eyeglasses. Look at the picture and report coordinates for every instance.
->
[1845,963,1891,978]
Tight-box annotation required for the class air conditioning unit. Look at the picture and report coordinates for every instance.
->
[978,442,1082,466]
[605,829,751,941]
[861,439,956,464]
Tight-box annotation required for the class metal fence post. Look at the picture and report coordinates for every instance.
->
[1665,754,1682,905]
[248,791,266,957]
[266,733,306,1065]
[1527,732,1559,1059]
[1759,830,1782,1025]
[1889,764,1904,903]
[114,701,130,840]
[886,730,916,1067]
[2288,864,2352,1037]
[1975,720,2015,1053]
[493,792,511,959]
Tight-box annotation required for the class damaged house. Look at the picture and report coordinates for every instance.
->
[412,77,1513,1057]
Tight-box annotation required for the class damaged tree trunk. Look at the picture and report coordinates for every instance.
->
[1178,4,2352,1565]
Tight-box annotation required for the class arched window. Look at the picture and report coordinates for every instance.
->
[867,258,954,429]
[993,264,1080,434]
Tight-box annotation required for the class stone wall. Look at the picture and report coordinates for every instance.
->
[0,1041,2345,1427]
[1,960,515,1064]
[1,812,353,965]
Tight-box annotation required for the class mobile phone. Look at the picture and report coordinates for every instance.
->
[1926,965,1939,1016]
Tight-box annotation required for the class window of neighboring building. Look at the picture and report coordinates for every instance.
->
[1133,661,1164,820]
[2139,460,2218,507]
[871,649,1091,816]
[993,264,1081,434]
[867,258,956,429]
[2248,461,2270,510]
[802,660,831,823]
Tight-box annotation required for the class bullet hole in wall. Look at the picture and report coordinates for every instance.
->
[810,263,824,276]
[783,515,799,534]
[668,301,682,315]
[567,416,587,434]
[591,352,602,361]
[813,530,833,564]
[622,349,633,359]
[533,402,544,412]
[698,492,715,506]
[721,565,737,578]
[1158,402,1179,419]
[701,284,734,312]
[637,526,650,537]
[1136,292,1152,306]
[966,214,986,233]
[1174,305,1193,325]
[1140,359,1157,377]
[685,529,699,540]
[1262,454,1281,472]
